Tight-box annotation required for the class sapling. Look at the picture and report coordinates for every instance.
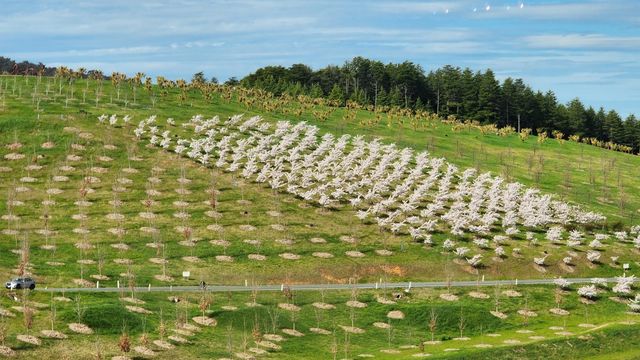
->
[458,307,466,338]
[428,308,438,342]
[73,296,87,324]
[118,326,131,355]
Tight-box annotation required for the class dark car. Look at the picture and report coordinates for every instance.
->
[5,277,36,290]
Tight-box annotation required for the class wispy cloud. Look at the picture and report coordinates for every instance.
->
[305,27,474,42]
[7,41,227,60]
[523,34,640,49]
[478,1,617,20]
[373,1,463,14]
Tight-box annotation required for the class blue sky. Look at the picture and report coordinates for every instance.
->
[1,0,638,116]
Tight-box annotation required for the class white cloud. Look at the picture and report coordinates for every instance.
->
[307,27,474,42]
[523,34,640,49]
[7,40,229,61]
[475,1,633,20]
[383,41,485,54]
[373,1,463,14]
[0,5,316,36]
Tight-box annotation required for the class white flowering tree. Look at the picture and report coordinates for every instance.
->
[613,275,635,296]
[553,277,571,290]
[577,285,598,300]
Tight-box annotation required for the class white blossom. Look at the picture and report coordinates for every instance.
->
[467,254,483,267]
[588,239,603,248]
[473,238,489,249]
[577,285,598,299]
[546,226,563,243]
[533,255,548,266]
[554,277,571,290]
[613,275,635,295]
[614,231,628,242]
[586,250,601,263]
[591,278,607,288]
[454,247,470,258]
[629,294,640,312]
[443,239,455,251]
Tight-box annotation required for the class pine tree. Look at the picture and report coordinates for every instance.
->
[476,70,500,123]
[389,86,403,107]
[350,88,366,105]
[309,83,324,98]
[376,87,389,107]
[328,84,345,105]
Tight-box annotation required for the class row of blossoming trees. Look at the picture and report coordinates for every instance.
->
[131,114,605,245]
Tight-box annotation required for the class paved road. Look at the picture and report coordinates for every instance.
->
[36,276,635,293]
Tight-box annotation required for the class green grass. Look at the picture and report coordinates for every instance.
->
[0,74,639,359]
[2,74,638,226]
[1,286,638,359]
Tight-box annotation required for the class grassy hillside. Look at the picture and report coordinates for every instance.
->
[0,74,639,359]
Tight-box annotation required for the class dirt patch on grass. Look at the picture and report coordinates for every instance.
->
[549,308,570,316]
[73,279,95,288]
[40,330,67,339]
[374,322,391,329]
[309,327,331,335]
[278,303,301,312]
[192,316,217,327]
[0,345,15,357]
[282,328,304,337]
[153,340,175,350]
[126,306,152,314]
[68,323,93,334]
[154,275,174,282]
[490,311,508,319]
[468,291,490,299]
[440,293,459,301]
[339,326,365,334]
[346,300,367,308]
[559,262,575,273]
[279,253,301,260]
[387,310,405,319]
[312,252,334,258]
[312,302,335,310]
[517,309,538,317]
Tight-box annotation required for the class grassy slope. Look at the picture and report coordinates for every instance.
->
[4,75,640,224]
[1,75,637,286]
[3,287,639,359]
[0,75,639,359]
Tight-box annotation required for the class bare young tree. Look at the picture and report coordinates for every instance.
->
[458,307,466,338]
[118,325,131,355]
[428,308,438,342]
[0,319,7,346]
[266,306,281,333]
[199,293,211,319]
[226,323,234,356]
[330,331,338,360]
[73,295,87,324]
[49,301,57,331]
[158,309,167,340]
